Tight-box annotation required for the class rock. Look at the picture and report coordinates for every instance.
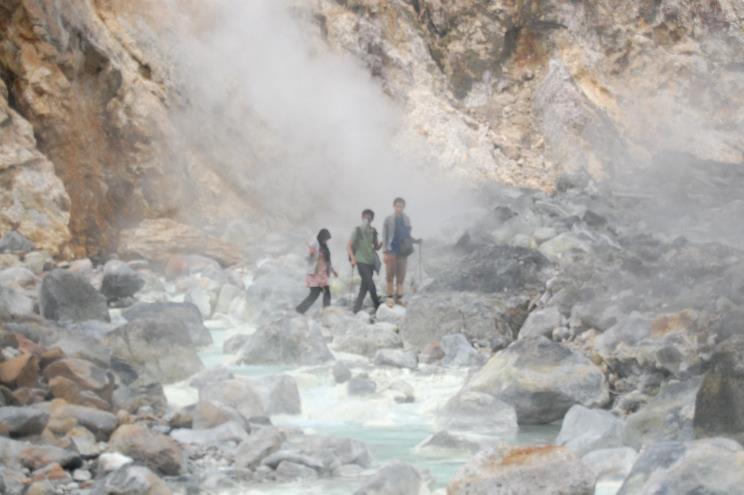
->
[121,301,212,347]
[92,464,172,495]
[0,232,35,254]
[23,251,52,275]
[43,401,119,441]
[694,335,744,445]
[0,407,49,437]
[185,287,213,319]
[519,306,563,340]
[112,382,167,415]
[348,376,377,396]
[119,219,241,267]
[354,462,424,495]
[448,445,595,495]
[440,333,485,367]
[416,431,483,455]
[192,400,247,430]
[199,377,266,419]
[462,337,609,424]
[265,435,372,473]
[238,317,332,365]
[39,270,110,323]
[66,426,101,457]
[44,358,113,404]
[581,447,637,481]
[189,365,234,389]
[538,232,591,261]
[97,452,134,473]
[0,266,36,288]
[215,283,242,315]
[0,353,39,388]
[250,375,302,415]
[275,460,319,480]
[0,437,81,471]
[623,378,702,449]
[334,322,403,357]
[0,286,34,319]
[73,469,92,482]
[373,349,418,370]
[100,260,145,302]
[105,318,204,384]
[170,421,249,446]
[388,380,415,404]
[617,438,744,495]
[438,390,518,436]
[108,424,184,476]
[375,304,407,325]
[332,362,352,384]
[400,292,520,351]
[235,427,286,469]
[419,341,445,364]
[556,405,624,456]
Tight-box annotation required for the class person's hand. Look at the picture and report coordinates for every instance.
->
[350,255,357,267]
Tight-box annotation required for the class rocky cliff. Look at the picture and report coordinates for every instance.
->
[1,0,743,257]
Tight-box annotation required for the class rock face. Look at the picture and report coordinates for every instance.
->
[461,337,609,424]
[617,438,744,495]
[694,336,744,445]
[448,445,595,495]
[104,319,204,384]
[39,270,110,323]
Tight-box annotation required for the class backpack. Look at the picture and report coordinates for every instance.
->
[353,227,382,273]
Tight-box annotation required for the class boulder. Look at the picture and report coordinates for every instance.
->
[121,302,212,347]
[448,445,595,495]
[416,431,484,455]
[334,323,403,357]
[0,353,39,388]
[694,335,744,444]
[238,317,332,365]
[243,255,307,324]
[332,362,352,384]
[373,349,418,370]
[170,421,249,446]
[0,232,35,254]
[0,286,34,319]
[100,261,145,302]
[192,400,247,430]
[0,437,80,471]
[265,435,372,474]
[39,269,110,323]
[375,304,407,325]
[275,460,319,480]
[462,337,609,424]
[556,405,624,456]
[249,375,302,415]
[112,382,168,415]
[538,233,590,261]
[235,427,286,468]
[92,464,172,495]
[623,378,702,449]
[42,400,119,440]
[440,333,486,367]
[23,251,52,275]
[519,306,563,339]
[581,447,637,482]
[400,292,520,351]
[0,407,49,437]
[105,318,204,384]
[43,358,113,403]
[215,283,242,315]
[617,438,744,495]
[348,376,377,396]
[0,266,37,288]
[199,377,266,419]
[185,287,213,319]
[438,390,518,437]
[354,462,425,495]
[108,424,184,476]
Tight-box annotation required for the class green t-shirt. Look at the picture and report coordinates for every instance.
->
[351,224,376,265]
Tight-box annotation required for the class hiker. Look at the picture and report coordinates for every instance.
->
[383,197,420,307]
[347,209,382,313]
[296,228,338,314]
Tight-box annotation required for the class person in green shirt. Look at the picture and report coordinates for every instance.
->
[347,209,382,314]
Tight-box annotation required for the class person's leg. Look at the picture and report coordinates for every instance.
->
[367,264,381,309]
[296,287,321,314]
[322,286,331,307]
[384,254,396,307]
[354,264,371,313]
[395,256,408,304]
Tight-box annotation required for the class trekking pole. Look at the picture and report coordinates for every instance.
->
[349,264,355,307]
[418,240,423,289]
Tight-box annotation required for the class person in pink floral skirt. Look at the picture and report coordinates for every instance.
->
[296,228,338,314]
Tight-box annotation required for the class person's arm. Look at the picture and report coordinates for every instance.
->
[373,228,382,251]
[347,239,356,266]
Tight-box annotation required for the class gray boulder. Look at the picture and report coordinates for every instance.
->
[694,335,744,444]
[400,292,523,350]
[581,447,637,482]
[39,269,110,323]
[332,362,352,384]
[108,423,184,476]
[0,286,34,319]
[438,390,518,437]
[170,421,249,446]
[447,445,595,495]
[348,376,377,396]
[122,302,212,347]
[373,349,418,370]
[462,337,609,424]
[198,377,266,419]
[235,427,286,468]
[556,405,623,456]
[249,374,302,415]
[623,378,702,449]
[617,438,744,495]
[0,407,49,437]
[440,333,486,367]
[100,260,145,302]
[238,317,332,365]
[354,462,424,495]
[105,318,204,384]
[92,464,171,495]
[0,232,34,254]
[519,306,562,339]
[334,322,402,357]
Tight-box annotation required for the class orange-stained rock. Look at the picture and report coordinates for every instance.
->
[49,376,111,411]
[0,353,39,388]
[40,347,66,369]
[43,358,113,403]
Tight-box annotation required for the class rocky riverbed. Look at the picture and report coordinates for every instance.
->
[2,171,744,495]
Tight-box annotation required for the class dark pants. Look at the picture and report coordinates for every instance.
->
[296,286,331,314]
[354,263,380,313]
